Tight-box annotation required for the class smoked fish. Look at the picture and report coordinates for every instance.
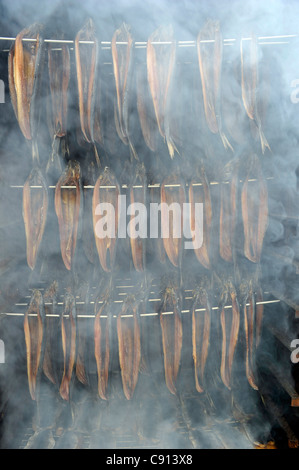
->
[147,25,178,158]
[94,290,112,400]
[189,165,212,269]
[136,61,157,152]
[159,284,183,395]
[42,281,58,385]
[92,167,120,272]
[197,20,232,151]
[8,23,44,141]
[192,285,211,393]
[23,166,48,270]
[117,295,141,400]
[24,289,44,400]
[59,292,77,401]
[55,160,82,271]
[75,18,98,143]
[129,163,147,272]
[241,154,268,263]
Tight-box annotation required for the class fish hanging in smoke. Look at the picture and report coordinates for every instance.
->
[55,160,82,270]
[136,60,158,152]
[59,292,77,401]
[129,163,147,272]
[240,280,259,390]
[92,167,120,272]
[94,288,112,400]
[161,173,186,268]
[8,23,44,141]
[218,280,240,390]
[75,18,98,144]
[48,40,70,137]
[111,23,137,160]
[117,295,141,400]
[192,284,211,393]
[240,34,270,153]
[241,154,268,263]
[189,165,212,269]
[82,161,97,264]
[219,160,239,263]
[158,283,183,395]
[24,290,44,400]
[197,20,233,151]
[42,281,58,385]
[147,24,178,158]
[23,166,48,270]
[75,282,90,386]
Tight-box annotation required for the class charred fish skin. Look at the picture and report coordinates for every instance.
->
[55,160,82,271]
[158,284,183,395]
[92,167,120,273]
[241,154,268,263]
[147,24,178,158]
[197,20,232,151]
[75,18,98,144]
[129,163,147,272]
[24,290,45,401]
[8,23,44,141]
[192,285,211,393]
[59,292,77,401]
[161,173,186,268]
[23,166,48,270]
[117,295,141,400]
[94,291,112,400]
[189,165,212,269]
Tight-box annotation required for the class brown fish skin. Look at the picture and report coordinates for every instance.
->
[219,282,240,390]
[94,293,111,400]
[197,20,232,151]
[59,292,76,401]
[8,24,43,141]
[240,34,270,154]
[242,284,258,390]
[48,42,70,137]
[136,62,158,152]
[147,25,178,158]
[24,290,44,400]
[241,154,268,263]
[117,296,141,400]
[192,286,211,393]
[75,18,98,144]
[55,160,82,271]
[255,285,263,348]
[42,281,58,385]
[189,166,212,269]
[23,166,48,270]
[129,163,147,272]
[159,285,183,395]
[75,282,90,386]
[161,174,186,268]
[92,168,120,273]
[219,161,239,263]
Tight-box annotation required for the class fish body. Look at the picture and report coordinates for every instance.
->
[192,286,211,392]
[23,166,48,270]
[59,292,77,401]
[129,163,147,272]
[55,160,82,270]
[136,61,157,152]
[42,281,58,385]
[24,290,44,400]
[94,293,112,400]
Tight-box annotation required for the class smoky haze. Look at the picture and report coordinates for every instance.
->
[0,0,298,450]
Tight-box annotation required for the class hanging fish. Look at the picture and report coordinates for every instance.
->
[129,163,147,272]
[241,154,268,263]
[23,166,48,270]
[117,295,141,400]
[161,173,186,268]
[192,284,211,393]
[55,160,82,271]
[82,161,97,264]
[94,288,112,400]
[42,281,58,385]
[158,283,183,395]
[189,165,212,269]
[92,167,120,272]
[24,290,44,400]
[136,60,158,152]
[75,18,98,144]
[111,23,137,160]
[8,23,44,141]
[197,20,233,151]
[147,24,178,158]
[240,34,270,153]
[59,292,77,401]
[75,282,90,386]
